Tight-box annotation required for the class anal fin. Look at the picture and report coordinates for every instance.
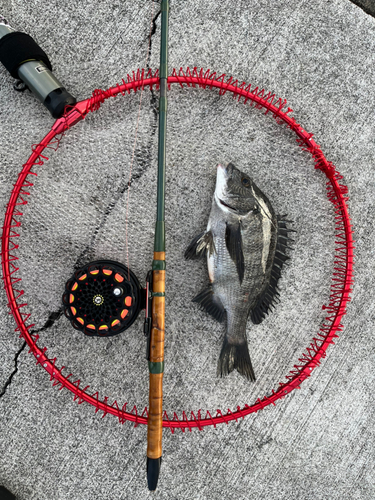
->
[192,286,225,323]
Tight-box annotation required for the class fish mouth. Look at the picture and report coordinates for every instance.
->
[216,163,235,178]
[215,164,238,213]
[218,198,237,213]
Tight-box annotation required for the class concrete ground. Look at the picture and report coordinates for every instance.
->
[0,1,374,499]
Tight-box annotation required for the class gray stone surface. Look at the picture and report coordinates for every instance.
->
[0,1,374,499]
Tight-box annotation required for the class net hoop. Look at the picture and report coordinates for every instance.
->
[1,67,354,431]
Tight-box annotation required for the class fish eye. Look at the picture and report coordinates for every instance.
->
[241,177,250,187]
[253,205,259,213]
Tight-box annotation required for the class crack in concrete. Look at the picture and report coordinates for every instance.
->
[30,309,64,335]
[349,0,375,17]
[75,5,161,269]
[0,341,26,399]
[0,309,64,399]
[150,9,162,61]
[149,9,162,123]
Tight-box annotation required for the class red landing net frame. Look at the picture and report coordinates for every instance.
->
[1,67,354,432]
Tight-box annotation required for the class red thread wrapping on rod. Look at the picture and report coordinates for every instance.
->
[1,67,354,431]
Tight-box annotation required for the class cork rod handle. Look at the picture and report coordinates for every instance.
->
[146,251,165,490]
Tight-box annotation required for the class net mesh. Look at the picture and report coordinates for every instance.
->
[1,67,354,431]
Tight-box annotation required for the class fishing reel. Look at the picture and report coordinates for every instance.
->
[63,260,150,338]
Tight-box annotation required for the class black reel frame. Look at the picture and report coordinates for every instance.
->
[63,260,146,337]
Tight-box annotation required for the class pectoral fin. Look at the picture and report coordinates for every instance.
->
[185,230,216,260]
[225,222,245,284]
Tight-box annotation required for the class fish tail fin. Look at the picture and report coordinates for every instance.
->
[217,338,256,381]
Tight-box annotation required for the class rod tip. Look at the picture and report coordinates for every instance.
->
[147,456,162,491]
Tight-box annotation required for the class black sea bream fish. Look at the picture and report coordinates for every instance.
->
[185,163,293,381]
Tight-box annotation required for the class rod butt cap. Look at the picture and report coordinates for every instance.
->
[147,456,162,491]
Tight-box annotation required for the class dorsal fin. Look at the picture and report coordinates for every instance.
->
[250,216,294,324]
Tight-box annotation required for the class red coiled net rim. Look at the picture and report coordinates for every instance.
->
[1,67,354,432]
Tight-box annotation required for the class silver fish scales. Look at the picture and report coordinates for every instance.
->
[185,163,294,381]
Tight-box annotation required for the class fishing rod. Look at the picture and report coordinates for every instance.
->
[146,0,168,490]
